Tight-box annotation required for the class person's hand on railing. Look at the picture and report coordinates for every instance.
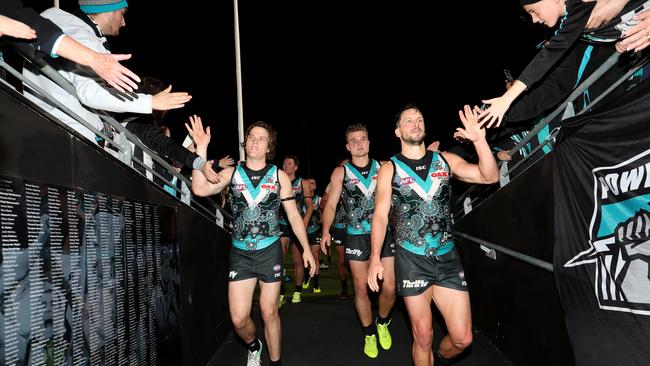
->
[455,105,485,142]
[616,9,650,52]
[0,15,36,40]
[497,151,512,161]
[585,0,629,30]
[152,85,192,110]
[218,155,235,169]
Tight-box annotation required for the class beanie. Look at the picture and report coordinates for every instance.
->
[79,0,128,14]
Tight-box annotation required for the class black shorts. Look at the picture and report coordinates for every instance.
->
[280,223,299,244]
[395,246,467,297]
[229,241,284,283]
[331,227,346,246]
[308,230,321,246]
[279,223,290,238]
[344,231,395,262]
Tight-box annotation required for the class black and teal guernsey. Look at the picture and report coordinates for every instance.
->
[342,160,380,235]
[333,201,346,230]
[279,177,305,225]
[306,194,321,234]
[228,163,282,250]
[390,151,454,256]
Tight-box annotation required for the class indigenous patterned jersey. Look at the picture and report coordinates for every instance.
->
[333,201,346,229]
[279,177,305,225]
[229,163,281,250]
[306,195,321,234]
[342,160,380,235]
[390,151,454,256]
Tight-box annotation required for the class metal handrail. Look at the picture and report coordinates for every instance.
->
[577,54,649,116]
[502,126,560,177]
[26,58,193,195]
[455,231,553,272]
[499,53,649,179]
[1,59,120,151]
[454,52,648,222]
[1,48,234,223]
[7,58,192,199]
[505,52,621,161]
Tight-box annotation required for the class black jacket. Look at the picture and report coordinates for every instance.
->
[0,0,64,55]
[125,116,199,169]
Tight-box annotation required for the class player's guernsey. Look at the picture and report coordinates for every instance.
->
[229,163,282,250]
[279,177,305,225]
[390,151,454,256]
[333,201,346,229]
[342,159,380,235]
[307,194,321,234]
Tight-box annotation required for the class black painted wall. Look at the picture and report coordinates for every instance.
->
[0,83,231,366]
[455,154,574,365]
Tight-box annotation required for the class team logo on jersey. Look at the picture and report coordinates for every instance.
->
[565,149,650,315]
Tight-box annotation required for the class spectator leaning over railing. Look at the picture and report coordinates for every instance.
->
[21,0,190,143]
[121,76,222,184]
[1,0,140,92]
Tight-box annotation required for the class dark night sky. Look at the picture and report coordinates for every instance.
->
[36,0,549,193]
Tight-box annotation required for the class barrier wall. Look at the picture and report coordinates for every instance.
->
[455,154,573,365]
[0,83,231,366]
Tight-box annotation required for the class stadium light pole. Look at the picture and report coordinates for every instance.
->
[234,0,245,161]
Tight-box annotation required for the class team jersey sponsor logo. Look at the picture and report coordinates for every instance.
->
[345,248,363,257]
[261,183,278,191]
[402,279,429,288]
[229,271,238,279]
[235,184,247,192]
[400,177,415,185]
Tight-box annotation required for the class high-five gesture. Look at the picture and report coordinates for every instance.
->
[152,85,192,111]
[185,115,210,148]
[477,80,527,128]
[185,115,219,183]
[455,105,485,142]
